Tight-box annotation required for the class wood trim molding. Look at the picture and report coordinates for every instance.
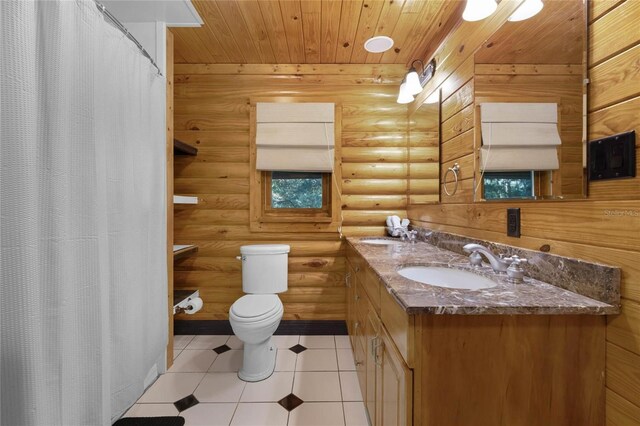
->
[174,64,407,76]
[175,320,348,335]
[166,29,175,369]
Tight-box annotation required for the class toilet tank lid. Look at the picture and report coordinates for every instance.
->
[240,244,290,255]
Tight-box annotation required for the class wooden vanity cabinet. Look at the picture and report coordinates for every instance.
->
[346,244,606,426]
[346,245,414,426]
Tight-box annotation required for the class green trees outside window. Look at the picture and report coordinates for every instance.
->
[270,172,323,208]
[483,171,534,200]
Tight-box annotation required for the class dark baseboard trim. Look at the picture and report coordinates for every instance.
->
[174,320,347,336]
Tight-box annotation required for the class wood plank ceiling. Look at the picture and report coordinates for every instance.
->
[475,0,584,64]
[172,0,464,65]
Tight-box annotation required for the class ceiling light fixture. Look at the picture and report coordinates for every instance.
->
[462,0,497,22]
[396,78,414,104]
[508,0,544,21]
[364,36,394,53]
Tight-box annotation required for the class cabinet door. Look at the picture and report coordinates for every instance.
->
[354,335,367,408]
[354,280,368,352]
[365,307,381,426]
[345,260,356,341]
[376,326,413,426]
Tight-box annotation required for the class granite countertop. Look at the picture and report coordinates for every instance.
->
[347,237,618,315]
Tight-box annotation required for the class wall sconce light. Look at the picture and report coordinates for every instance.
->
[397,59,436,104]
[397,78,414,104]
[508,0,544,21]
[462,0,497,22]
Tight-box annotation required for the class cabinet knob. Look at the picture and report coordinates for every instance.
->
[355,360,364,366]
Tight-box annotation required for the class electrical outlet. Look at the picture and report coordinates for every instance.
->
[507,208,521,238]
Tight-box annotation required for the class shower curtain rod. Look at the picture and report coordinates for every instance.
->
[94,0,163,76]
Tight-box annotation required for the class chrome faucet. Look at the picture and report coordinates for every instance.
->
[399,228,418,243]
[463,243,513,273]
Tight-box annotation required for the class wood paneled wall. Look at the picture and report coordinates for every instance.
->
[408,99,440,204]
[173,64,411,321]
[588,0,640,199]
[408,1,640,424]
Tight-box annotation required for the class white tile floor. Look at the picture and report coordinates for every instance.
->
[125,335,369,426]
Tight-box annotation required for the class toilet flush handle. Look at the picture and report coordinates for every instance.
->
[236,255,246,261]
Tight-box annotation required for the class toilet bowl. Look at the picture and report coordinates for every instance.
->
[229,244,289,382]
[229,294,284,381]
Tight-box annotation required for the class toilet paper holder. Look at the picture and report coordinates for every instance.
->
[174,303,195,315]
[173,290,202,315]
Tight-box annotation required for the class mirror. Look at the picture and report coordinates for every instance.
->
[408,91,441,204]
[473,0,586,201]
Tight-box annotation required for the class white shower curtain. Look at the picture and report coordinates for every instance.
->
[0,1,167,424]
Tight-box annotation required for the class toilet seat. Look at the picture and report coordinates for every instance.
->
[230,294,282,323]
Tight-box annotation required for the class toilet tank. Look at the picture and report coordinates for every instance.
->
[239,244,290,294]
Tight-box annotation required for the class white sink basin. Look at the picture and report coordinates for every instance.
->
[361,238,404,245]
[397,266,497,290]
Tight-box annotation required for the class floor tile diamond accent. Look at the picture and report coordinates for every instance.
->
[213,344,231,354]
[289,344,307,354]
[173,394,199,412]
[277,393,304,412]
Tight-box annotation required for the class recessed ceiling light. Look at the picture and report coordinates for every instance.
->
[364,36,394,53]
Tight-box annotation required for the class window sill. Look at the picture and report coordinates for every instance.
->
[259,216,333,223]
[250,219,340,233]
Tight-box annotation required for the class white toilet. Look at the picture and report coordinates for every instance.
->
[229,244,289,382]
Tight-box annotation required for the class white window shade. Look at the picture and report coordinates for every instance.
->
[257,102,334,123]
[480,147,559,171]
[480,102,561,171]
[481,102,557,123]
[256,102,335,172]
[480,122,561,147]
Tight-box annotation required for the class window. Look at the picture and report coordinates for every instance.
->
[249,98,342,232]
[257,170,334,225]
[483,171,535,200]
[264,172,331,217]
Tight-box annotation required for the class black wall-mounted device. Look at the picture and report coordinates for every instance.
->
[507,208,521,238]
[588,131,636,181]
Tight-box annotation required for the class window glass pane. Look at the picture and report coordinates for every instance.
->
[271,172,323,208]
[483,171,534,200]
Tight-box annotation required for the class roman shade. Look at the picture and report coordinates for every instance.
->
[479,102,561,171]
[256,102,335,172]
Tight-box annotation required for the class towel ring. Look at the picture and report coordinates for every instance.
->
[443,163,460,196]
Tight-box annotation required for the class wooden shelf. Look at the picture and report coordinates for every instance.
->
[173,244,198,260]
[174,289,199,308]
[174,138,198,156]
[174,195,198,204]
